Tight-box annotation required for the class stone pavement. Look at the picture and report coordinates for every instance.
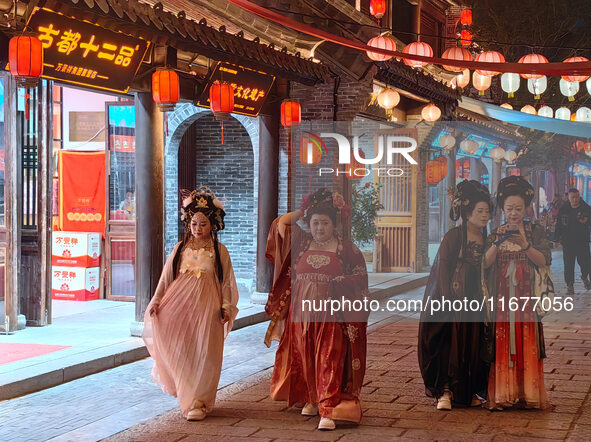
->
[102,249,591,442]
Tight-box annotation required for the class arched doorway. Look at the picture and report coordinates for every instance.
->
[165,103,259,299]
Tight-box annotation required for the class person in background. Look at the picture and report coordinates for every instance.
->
[119,188,136,218]
[555,188,591,294]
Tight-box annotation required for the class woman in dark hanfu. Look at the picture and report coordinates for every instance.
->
[264,188,370,430]
[418,180,493,410]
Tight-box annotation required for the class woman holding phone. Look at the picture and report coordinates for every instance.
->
[143,187,239,421]
[483,176,550,410]
[418,180,492,410]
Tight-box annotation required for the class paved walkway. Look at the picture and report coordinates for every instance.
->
[102,250,591,441]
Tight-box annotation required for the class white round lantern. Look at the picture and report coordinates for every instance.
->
[559,78,580,101]
[451,69,470,89]
[527,76,547,99]
[501,73,520,98]
[575,107,591,122]
[505,150,517,163]
[439,134,456,151]
[377,88,400,110]
[460,139,479,155]
[422,103,441,121]
[555,107,571,120]
[520,105,537,115]
[537,105,553,118]
[500,103,513,110]
[489,146,506,162]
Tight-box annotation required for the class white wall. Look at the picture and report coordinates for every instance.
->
[62,87,117,151]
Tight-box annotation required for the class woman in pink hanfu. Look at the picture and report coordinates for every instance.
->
[142,187,239,421]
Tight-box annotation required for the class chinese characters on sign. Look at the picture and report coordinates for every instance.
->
[196,63,275,117]
[26,8,149,93]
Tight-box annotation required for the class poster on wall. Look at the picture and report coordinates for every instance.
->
[59,151,106,235]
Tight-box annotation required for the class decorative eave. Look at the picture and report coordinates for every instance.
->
[375,62,460,107]
[19,0,331,86]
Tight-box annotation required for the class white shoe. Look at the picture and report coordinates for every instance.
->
[437,391,452,410]
[301,402,318,416]
[186,408,206,421]
[317,417,336,430]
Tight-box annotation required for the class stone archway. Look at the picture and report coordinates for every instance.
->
[164,102,259,294]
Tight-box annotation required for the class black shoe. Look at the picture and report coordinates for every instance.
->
[567,284,575,295]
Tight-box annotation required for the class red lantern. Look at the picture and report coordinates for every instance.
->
[441,47,472,72]
[562,57,590,82]
[152,69,179,112]
[299,132,324,164]
[402,42,433,68]
[576,140,586,152]
[507,168,521,177]
[460,30,472,47]
[9,36,43,88]
[281,100,301,127]
[346,150,366,179]
[426,160,443,184]
[209,81,235,144]
[370,0,386,19]
[460,9,472,25]
[518,53,548,79]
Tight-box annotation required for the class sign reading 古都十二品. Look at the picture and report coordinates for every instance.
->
[26,8,149,93]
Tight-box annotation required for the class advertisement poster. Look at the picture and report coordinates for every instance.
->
[59,151,106,235]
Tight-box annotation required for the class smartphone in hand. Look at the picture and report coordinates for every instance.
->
[505,223,520,235]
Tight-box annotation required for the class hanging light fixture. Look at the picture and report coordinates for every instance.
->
[520,105,537,115]
[562,57,590,82]
[439,134,456,151]
[210,81,235,144]
[460,9,473,25]
[575,107,591,122]
[366,35,395,62]
[152,69,180,112]
[426,159,444,184]
[460,139,479,154]
[402,42,433,68]
[421,103,441,121]
[505,150,517,163]
[527,77,547,99]
[460,30,472,47]
[377,88,400,110]
[537,105,553,118]
[451,69,471,89]
[475,51,505,76]
[559,79,579,101]
[9,36,43,88]
[280,99,302,127]
[489,146,506,162]
[441,47,472,72]
[555,107,571,120]
[370,0,386,20]
[501,73,520,98]
[472,72,491,95]
[518,53,548,79]
[500,103,513,110]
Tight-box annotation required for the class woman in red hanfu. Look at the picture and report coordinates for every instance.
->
[264,188,369,431]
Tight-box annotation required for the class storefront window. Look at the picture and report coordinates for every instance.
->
[109,238,135,298]
[108,103,136,220]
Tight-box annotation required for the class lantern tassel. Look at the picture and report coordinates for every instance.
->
[165,113,169,137]
[25,92,30,121]
[478,90,484,96]
[569,96,575,102]
[508,93,514,98]
[535,94,540,100]
[221,120,225,144]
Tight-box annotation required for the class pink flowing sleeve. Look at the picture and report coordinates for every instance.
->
[219,243,240,338]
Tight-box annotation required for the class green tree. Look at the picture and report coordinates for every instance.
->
[351,182,384,246]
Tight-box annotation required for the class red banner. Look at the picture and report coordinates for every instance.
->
[59,151,106,236]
